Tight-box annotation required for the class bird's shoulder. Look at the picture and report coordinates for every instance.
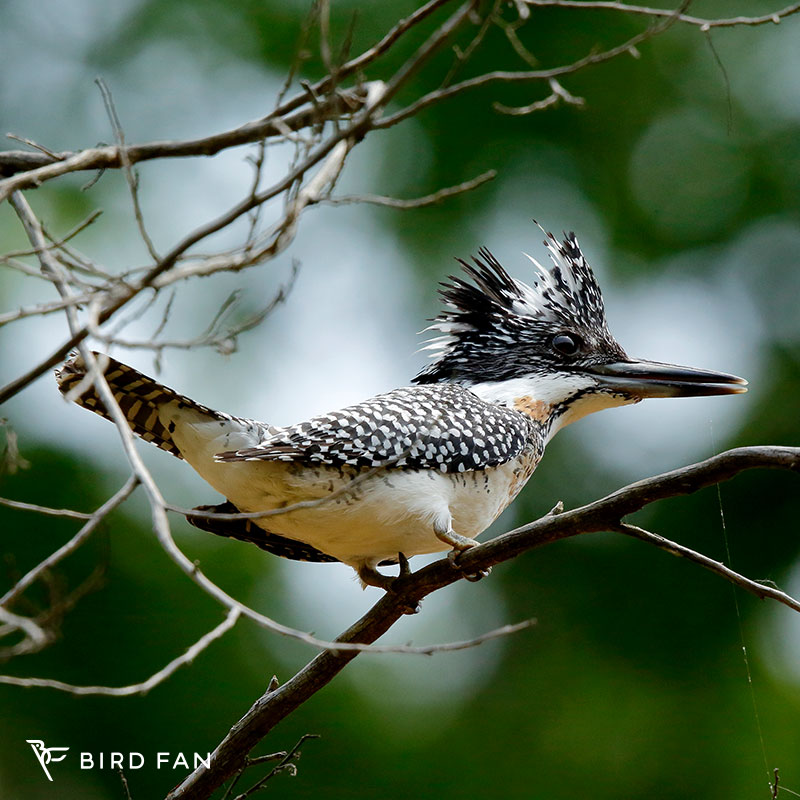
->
[215,383,538,473]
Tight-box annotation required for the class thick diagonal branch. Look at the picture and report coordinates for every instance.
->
[166,444,800,800]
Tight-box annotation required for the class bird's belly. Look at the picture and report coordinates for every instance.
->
[193,449,540,568]
[241,467,455,565]
[170,414,542,568]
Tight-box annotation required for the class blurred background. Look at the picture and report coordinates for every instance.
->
[1,0,800,797]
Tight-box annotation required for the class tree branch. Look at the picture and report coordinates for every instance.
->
[520,1,800,30]
[614,522,800,612]
[0,608,239,695]
[166,444,800,800]
[0,476,137,619]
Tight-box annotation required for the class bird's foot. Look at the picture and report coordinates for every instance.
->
[462,565,492,582]
[435,526,488,582]
[357,556,420,614]
[446,549,491,582]
[435,526,480,552]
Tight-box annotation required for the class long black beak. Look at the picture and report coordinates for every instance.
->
[587,359,748,398]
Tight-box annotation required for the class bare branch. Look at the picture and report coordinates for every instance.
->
[614,522,800,612]
[376,1,688,129]
[0,605,49,655]
[95,77,161,262]
[494,78,585,115]
[0,1,477,401]
[0,0,457,183]
[0,292,96,328]
[96,266,298,356]
[231,734,319,800]
[520,1,800,30]
[119,767,133,800]
[0,476,138,609]
[5,133,61,160]
[324,168,497,208]
[0,608,239,695]
[0,496,93,520]
[0,94,361,192]
[165,444,800,800]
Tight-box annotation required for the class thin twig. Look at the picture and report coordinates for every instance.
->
[377,0,691,129]
[119,767,133,800]
[0,608,239,695]
[5,134,61,159]
[0,476,138,608]
[614,523,800,612]
[99,268,298,356]
[324,169,497,208]
[0,496,95,520]
[520,0,800,30]
[233,734,320,800]
[95,78,161,262]
[0,292,97,328]
[494,78,585,115]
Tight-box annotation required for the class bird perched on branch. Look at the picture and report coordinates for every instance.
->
[56,231,747,589]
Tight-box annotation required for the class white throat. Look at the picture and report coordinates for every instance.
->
[468,373,638,441]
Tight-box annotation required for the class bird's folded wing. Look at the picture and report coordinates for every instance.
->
[215,384,532,474]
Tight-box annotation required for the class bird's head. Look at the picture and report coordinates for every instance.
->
[413,230,747,434]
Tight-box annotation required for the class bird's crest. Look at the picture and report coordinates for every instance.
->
[414,230,618,385]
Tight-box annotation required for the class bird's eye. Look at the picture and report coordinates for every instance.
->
[551,333,582,357]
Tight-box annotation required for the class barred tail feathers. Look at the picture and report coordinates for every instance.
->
[55,353,227,459]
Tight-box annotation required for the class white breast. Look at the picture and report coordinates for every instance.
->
[166,406,541,571]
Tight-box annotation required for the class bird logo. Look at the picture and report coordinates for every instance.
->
[27,739,69,781]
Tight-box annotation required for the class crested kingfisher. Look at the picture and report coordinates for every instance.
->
[56,230,747,589]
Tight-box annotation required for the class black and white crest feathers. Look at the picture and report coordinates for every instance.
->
[414,231,622,385]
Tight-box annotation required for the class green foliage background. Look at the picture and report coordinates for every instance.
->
[1,1,800,798]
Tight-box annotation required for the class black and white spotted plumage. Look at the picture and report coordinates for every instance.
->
[217,384,536,474]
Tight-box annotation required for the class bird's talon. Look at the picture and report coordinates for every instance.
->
[463,566,492,582]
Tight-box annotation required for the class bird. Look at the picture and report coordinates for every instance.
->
[56,230,747,590]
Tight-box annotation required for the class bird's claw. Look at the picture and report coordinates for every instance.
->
[463,566,492,582]
[358,556,420,613]
[446,543,490,582]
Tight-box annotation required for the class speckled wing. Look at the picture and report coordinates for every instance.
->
[215,384,533,474]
